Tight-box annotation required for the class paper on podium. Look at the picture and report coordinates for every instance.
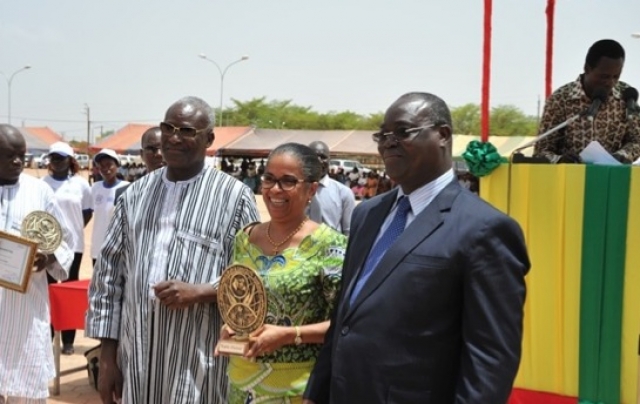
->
[579,141,622,166]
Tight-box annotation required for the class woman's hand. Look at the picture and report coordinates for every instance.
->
[244,324,295,358]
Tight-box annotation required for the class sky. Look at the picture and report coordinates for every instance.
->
[1,0,640,141]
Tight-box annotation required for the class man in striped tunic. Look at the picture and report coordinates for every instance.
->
[0,125,74,403]
[86,97,260,404]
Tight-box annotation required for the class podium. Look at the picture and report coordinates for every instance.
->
[481,164,640,404]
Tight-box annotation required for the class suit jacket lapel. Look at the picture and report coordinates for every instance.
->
[344,181,461,319]
[339,191,398,317]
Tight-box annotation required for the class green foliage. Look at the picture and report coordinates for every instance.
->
[450,103,481,135]
[489,105,538,137]
[450,103,537,137]
[69,140,87,149]
[223,97,537,136]
[223,97,382,130]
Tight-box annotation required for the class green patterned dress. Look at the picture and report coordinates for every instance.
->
[227,223,346,404]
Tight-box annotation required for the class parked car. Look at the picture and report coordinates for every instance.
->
[329,159,371,174]
[34,153,49,169]
[118,154,142,166]
[75,154,90,170]
[23,153,34,168]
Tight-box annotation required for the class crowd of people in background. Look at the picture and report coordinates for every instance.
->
[118,163,147,182]
[457,171,479,194]
[219,156,480,198]
[4,37,638,404]
[1,94,507,404]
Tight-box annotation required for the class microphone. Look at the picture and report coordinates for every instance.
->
[623,87,639,120]
[510,88,608,163]
[583,88,608,119]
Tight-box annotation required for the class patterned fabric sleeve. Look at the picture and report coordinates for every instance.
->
[85,195,128,340]
[618,114,640,161]
[234,187,260,246]
[533,90,566,162]
[319,229,347,318]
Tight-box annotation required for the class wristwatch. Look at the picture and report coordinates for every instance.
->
[294,326,302,345]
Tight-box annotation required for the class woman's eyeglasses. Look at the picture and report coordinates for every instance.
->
[48,154,68,162]
[159,122,208,138]
[261,174,307,191]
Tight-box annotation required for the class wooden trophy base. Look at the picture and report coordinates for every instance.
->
[217,338,249,356]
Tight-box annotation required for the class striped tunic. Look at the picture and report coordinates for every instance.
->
[86,166,259,404]
[0,174,73,399]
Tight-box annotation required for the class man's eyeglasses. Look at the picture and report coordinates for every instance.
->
[261,174,307,191]
[371,124,437,144]
[142,146,161,154]
[160,122,208,138]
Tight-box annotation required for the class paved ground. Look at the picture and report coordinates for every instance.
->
[19,168,271,403]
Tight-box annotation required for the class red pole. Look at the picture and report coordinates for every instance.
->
[545,0,556,98]
[481,0,492,142]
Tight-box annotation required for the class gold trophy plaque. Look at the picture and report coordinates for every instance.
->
[217,264,267,355]
[21,211,62,254]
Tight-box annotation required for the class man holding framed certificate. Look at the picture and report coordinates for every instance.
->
[0,124,73,403]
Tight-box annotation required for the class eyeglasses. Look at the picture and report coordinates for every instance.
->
[142,146,161,154]
[160,122,208,138]
[49,154,68,162]
[371,124,437,144]
[261,174,307,191]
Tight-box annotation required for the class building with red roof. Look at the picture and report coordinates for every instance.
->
[89,124,252,156]
[19,127,64,153]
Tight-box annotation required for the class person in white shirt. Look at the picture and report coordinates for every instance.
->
[42,141,93,355]
[86,96,259,404]
[90,149,128,265]
[0,125,73,404]
[307,141,356,235]
[347,166,360,187]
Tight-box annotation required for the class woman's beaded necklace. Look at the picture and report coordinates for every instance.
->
[266,216,309,255]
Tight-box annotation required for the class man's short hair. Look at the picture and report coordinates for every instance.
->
[172,96,216,131]
[401,92,452,130]
[585,39,625,68]
[141,126,161,145]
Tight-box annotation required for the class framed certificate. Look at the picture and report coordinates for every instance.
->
[0,230,38,293]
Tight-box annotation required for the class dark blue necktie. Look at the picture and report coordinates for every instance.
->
[350,197,411,304]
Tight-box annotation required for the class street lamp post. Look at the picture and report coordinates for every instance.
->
[0,65,32,124]
[83,104,91,154]
[198,54,249,126]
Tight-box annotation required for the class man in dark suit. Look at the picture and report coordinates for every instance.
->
[303,92,530,404]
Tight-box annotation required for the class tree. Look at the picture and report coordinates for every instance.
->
[490,105,537,137]
[222,97,536,136]
[450,103,537,137]
[450,103,481,135]
[223,97,382,130]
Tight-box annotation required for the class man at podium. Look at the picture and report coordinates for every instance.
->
[534,39,640,164]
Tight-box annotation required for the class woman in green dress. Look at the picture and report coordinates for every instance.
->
[216,142,347,404]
